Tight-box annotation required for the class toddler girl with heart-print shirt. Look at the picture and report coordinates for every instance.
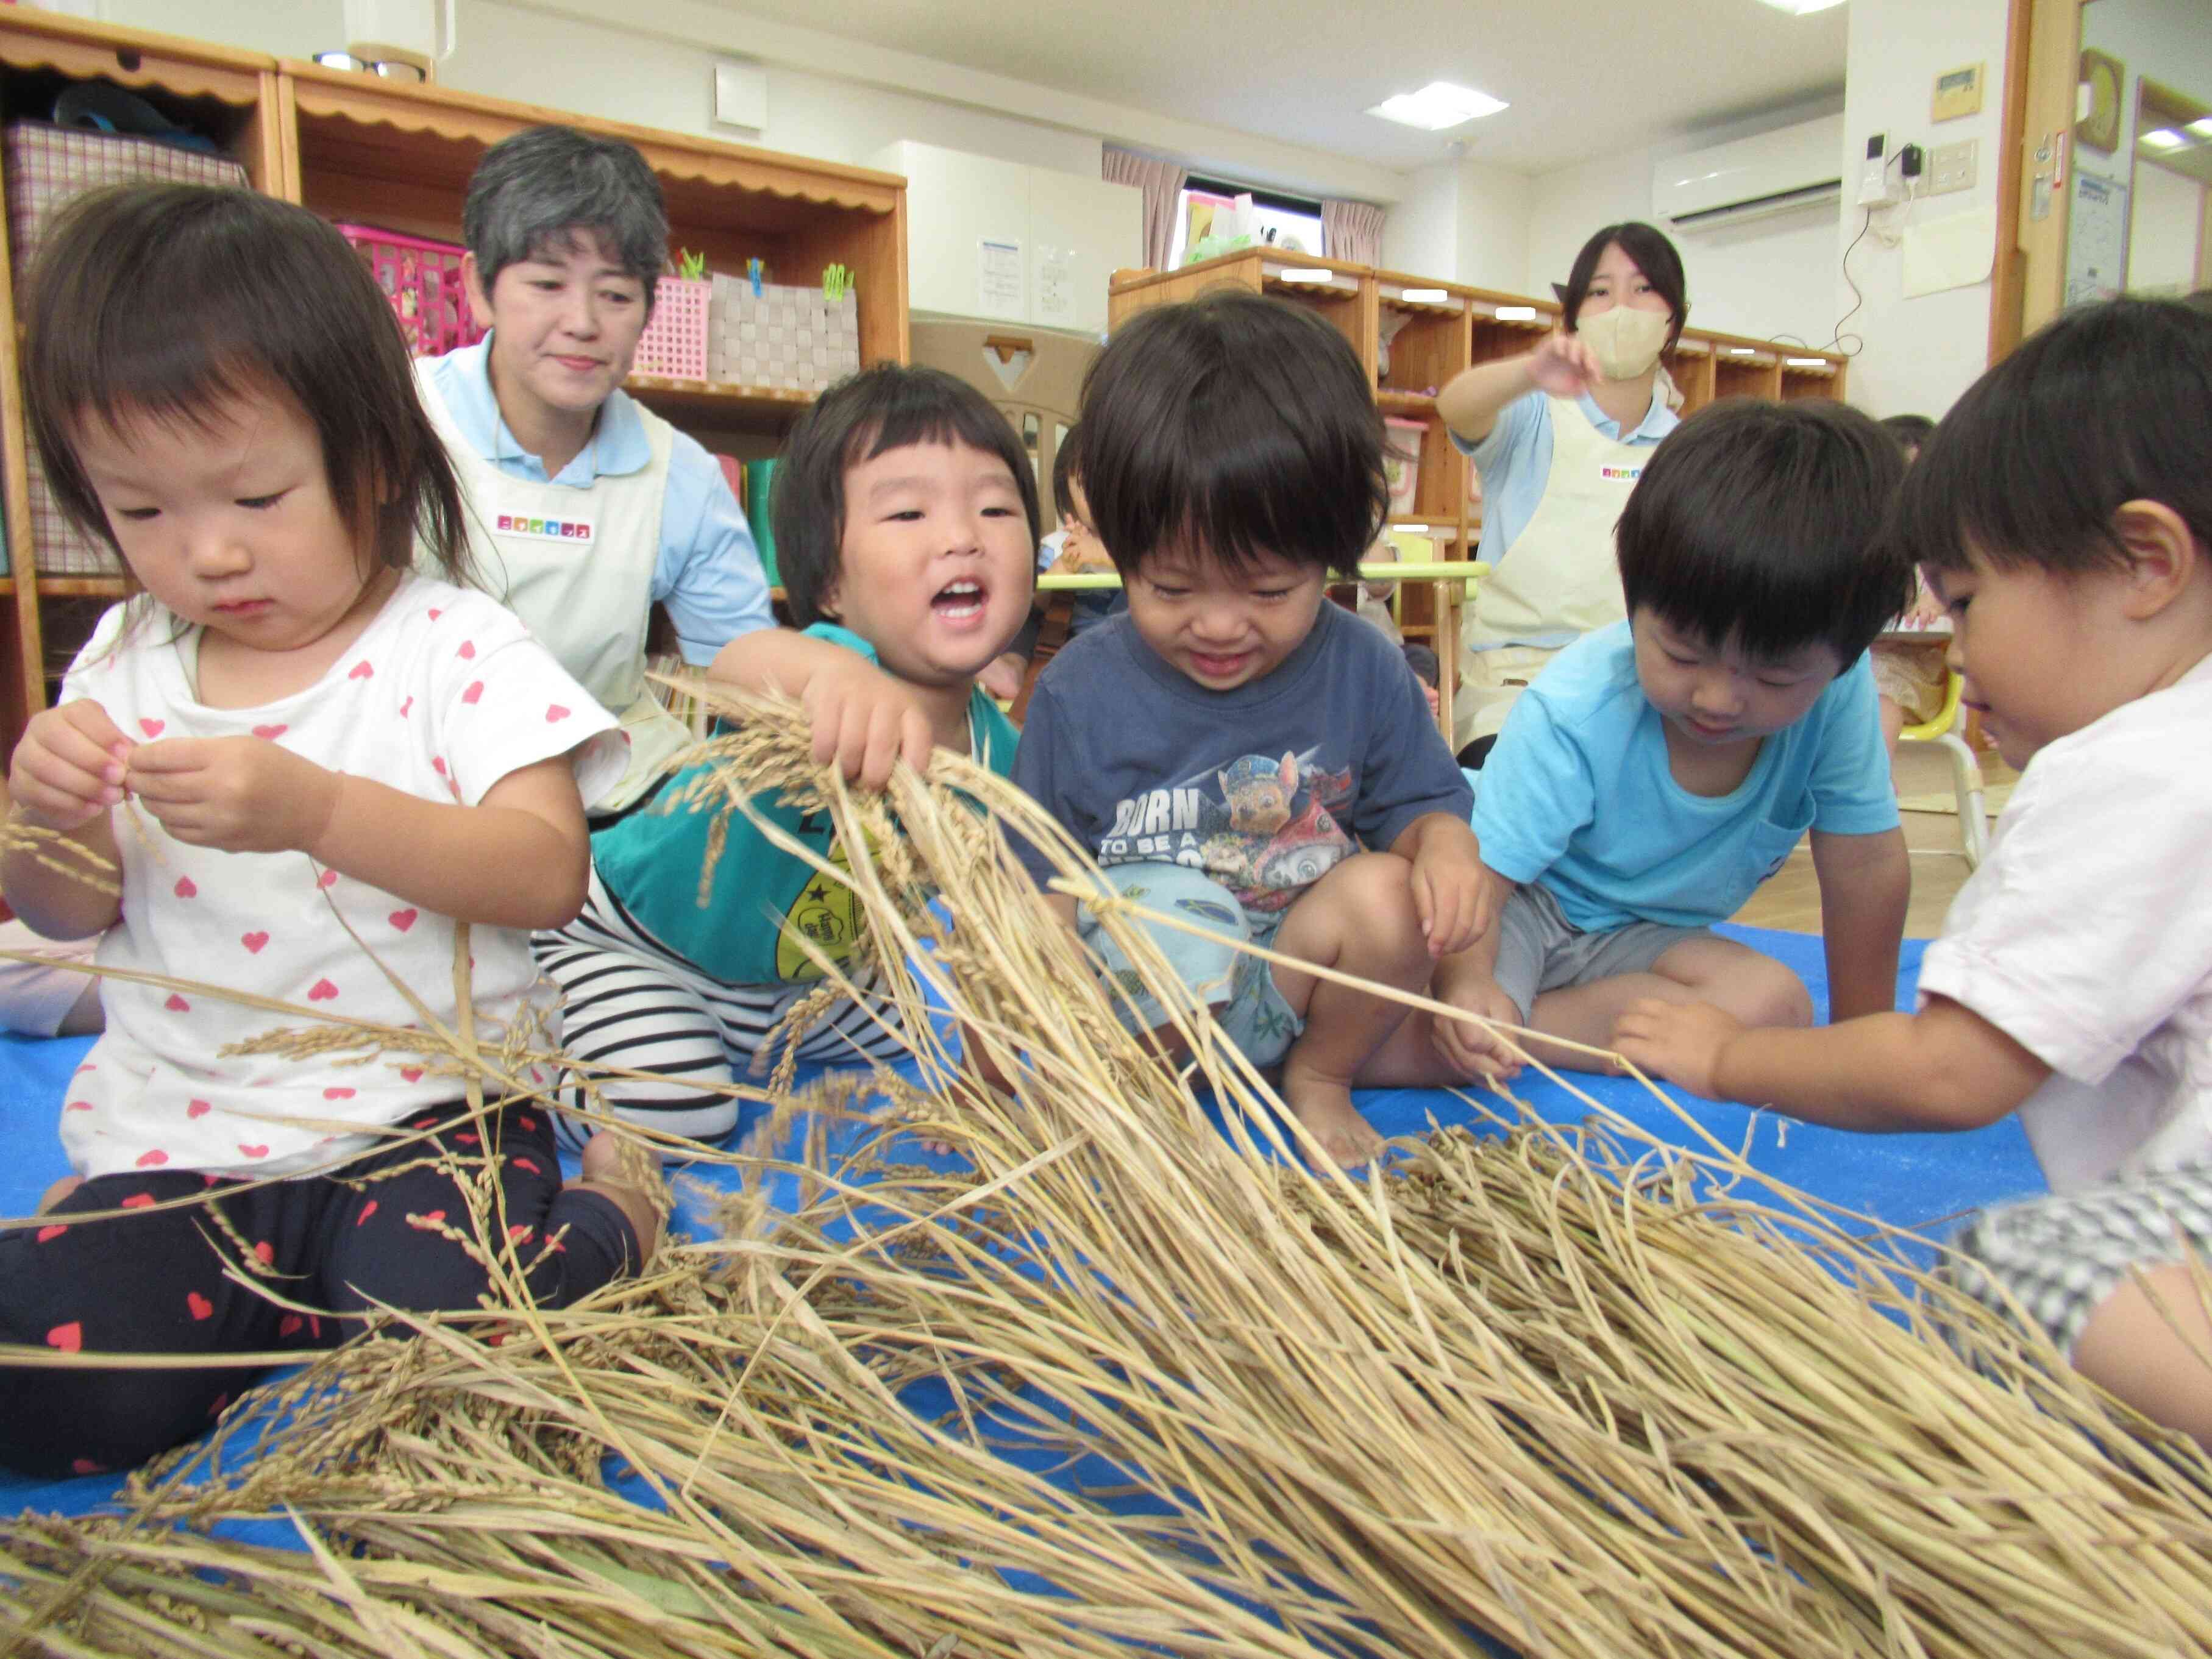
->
[0,183,658,1477]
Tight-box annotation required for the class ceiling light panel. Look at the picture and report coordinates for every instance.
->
[1365,82,1509,131]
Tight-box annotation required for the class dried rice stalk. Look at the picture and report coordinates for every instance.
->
[3,683,2209,1659]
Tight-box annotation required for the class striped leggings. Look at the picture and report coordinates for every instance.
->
[532,870,908,1152]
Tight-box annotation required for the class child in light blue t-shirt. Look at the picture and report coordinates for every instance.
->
[1448,398,1913,1080]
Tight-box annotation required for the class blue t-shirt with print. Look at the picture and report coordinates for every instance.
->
[591,623,1020,984]
[1470,622,1898,931]
[1010,602,1471,913]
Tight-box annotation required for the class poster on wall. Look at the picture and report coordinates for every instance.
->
[2064,171,2130,307]
[1036,246,1074,321]
[978,238,1025,320]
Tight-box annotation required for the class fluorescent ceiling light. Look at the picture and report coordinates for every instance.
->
[1277,268,1334,283]
[1494,304,1538,321]
[1399,287,1449,302]
[1756,0,1846,12]
[1392,524,1430,535]
[1366,82,1508,131]
[1728,346,1757,355]
[2141,127,2188,149]
[1785,357,1827,366]
[2189,117,2212,137]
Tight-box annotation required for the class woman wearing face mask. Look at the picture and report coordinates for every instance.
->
[1436,222,1687,757]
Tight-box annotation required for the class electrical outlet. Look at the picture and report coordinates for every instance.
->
[1855,132,1899,208]
[1926,138,1979,196]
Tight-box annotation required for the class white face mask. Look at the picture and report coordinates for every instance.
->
[1576,305,1671,380]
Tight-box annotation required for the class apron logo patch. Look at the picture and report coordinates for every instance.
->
[496,514,595,542]
[1598,464,1643,482]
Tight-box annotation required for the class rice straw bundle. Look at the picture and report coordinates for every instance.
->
[4,683,2210,1659]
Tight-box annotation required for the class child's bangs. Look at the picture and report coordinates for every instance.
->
[1089,385,1381,580]
[1896,298,2212,577]
[843,386,1026,485]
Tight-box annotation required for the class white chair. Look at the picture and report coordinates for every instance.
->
[1900,669,1988,869]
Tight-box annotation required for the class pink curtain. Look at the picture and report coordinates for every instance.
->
[1103,146,1187,272]
[1321,199,1386,266]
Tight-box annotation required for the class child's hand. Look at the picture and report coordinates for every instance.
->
[800,652,934,790]
[1613,998,1744,1099]
[1525,330,1602,400]
[1431,974,1525,1082]
[125,736,341,854]
[1406,824,1506,959]
[9,700,133,831]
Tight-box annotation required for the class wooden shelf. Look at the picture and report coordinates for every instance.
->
[1376,388,1437,414]
[624,377,816,425]
[0,12,910,752]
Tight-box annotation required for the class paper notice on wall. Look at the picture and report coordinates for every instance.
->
[1900,205,1997,298]
[2063,171,2129,307]
[978,238,1025,319]
[1037,246,1073,321]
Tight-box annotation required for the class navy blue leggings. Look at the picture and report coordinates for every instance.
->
[0,1098,638,1478]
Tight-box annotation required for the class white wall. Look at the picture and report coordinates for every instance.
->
[97,0,1397,204]
[1524,101,1846,346]
[1379,162,1459,280]
[1834,0,2012,419]
[1454,158,1532,294]
[2127,163,2204,294]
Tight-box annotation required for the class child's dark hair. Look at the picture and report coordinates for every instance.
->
[1892,297,2212,577]
[1401,642,1440,689]
[772,363,1040,627]
[1560,222,1688,352]
[1051,422,1083,523]
[1616,397,1909,665]
[23,184,469,588]
[1879,413,1935,458]
[1076,288,1385,580]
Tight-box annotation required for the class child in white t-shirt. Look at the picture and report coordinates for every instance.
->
[1617,298,2212,1448]
[0,184,655,1477]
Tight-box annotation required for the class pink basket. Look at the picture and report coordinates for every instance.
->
[633,275,709,381]
[332,222,484,358]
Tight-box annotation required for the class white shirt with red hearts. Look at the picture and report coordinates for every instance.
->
[54,575,625,1180]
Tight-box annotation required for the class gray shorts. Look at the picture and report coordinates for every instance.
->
[1491,883,1711,1022]
[1945,1159,2212,1358]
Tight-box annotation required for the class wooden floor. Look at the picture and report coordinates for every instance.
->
[1730,743,2016,938]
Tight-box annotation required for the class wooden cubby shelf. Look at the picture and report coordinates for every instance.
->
[0,10,910,748]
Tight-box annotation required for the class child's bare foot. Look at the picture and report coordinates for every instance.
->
[577,1131,663,1263]
[1279,1062,1384,1171]
[37,1174,82,1213]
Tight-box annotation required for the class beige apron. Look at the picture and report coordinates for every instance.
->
[1457,397,1651,744]
[416,365,691,810]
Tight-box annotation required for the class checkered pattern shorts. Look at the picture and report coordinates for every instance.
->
[1945,1159,2212,1359]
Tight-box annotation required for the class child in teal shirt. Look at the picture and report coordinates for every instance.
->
[535,365,1038,1146]
[1449,399,1913,1081]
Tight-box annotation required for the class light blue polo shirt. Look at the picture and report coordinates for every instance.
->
[1470,623,1899,931]
[421,337,773,664]
[1453,384,1679,581]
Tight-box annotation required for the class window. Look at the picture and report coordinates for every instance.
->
[1168,176,1327,268]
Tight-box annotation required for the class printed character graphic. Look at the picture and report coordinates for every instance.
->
[1198,751,1355,911]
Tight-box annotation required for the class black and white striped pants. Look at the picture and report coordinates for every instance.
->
[533,869,908,1152]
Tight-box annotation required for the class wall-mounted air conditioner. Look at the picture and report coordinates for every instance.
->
[1652,114,1844,232]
